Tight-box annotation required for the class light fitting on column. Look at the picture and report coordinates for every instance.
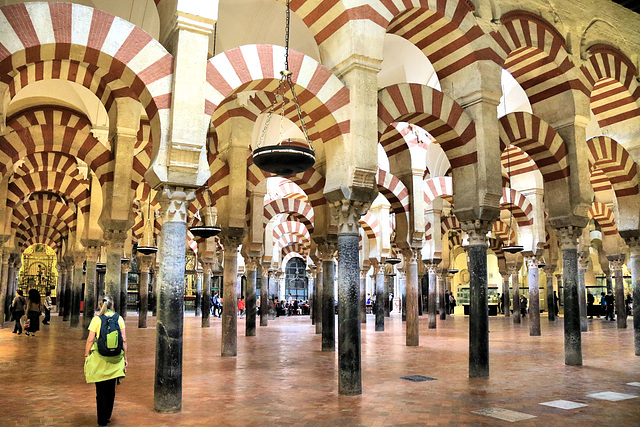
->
[190,186,221,239]
[137,196,158,255]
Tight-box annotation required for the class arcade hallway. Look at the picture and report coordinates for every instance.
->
[1,313,639,426]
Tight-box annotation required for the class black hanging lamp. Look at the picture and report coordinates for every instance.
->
[252,0,315,177]
[502,144,523,254]
[537,256,546,268]
[385,246,401,265]
[137,195,158,255]
[190,186,221,239]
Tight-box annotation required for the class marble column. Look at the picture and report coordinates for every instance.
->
[320,239,337,352]
[501,272,510,317]
[527,257,541,336]
[374,264,384,331]
[245,257,258,337]
[194,267,202,317]
[421,273,429,314]
[625,237,640,355]
[544,266,555,321]
[462,220,492,379]
[384,271,392,317]
[426,262,439,329]
[439,271,447,321]
[151,264,159,317]
[315,264,323,334]
[267,270,276,320]
[398,268,406,320]
[104,231,126,314]
[201,261,213,328]
[154,187,194,413]
[609,255,627,329]
[510,264,521,324]
[82,247,100,339]
[417,273,423,316]
[120,260,130,319]
[138,255,154,329]
[359,268,367,324]
[557,226,583,366]
[57,262,66,317]
[63,262,73,321]
[221,230,244,357]
[578,254,589,332]
[404,248,420,346]
[0,251,8,328]
[308,268,315,323]
[260,264,269,327]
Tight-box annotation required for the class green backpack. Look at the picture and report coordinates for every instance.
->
[97,314,123,357]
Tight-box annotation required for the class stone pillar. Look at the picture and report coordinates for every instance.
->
[63,262,73,321]
[438,271,447,321]
[194,266,202,317]
[200,260,214,328]
[556,226,583,366]
[421,272,429,314]
[220,230,244,357]
[606,273,613,293]
[397,268,405,320]
[403,248,420,346]
[501,272,510,317]
[462,220,492,379]
[152,263,159,317]
[267,270,276,320]
[82,246,100,339]
[426,262,439,329]
[308,268,315,323]
[245,257,258,337]
[57,262,66,317]
[544,266,556,321]
[384,271,392,317]
[374,264,384,331]
[527,257,541,336]
[138,255,154,329]
[510,264,521,324]
[0,250,8,328]
[315,264,323,334]
[104,231,126,313]
[359,268,367,324]
[417,272,423,316]
[319,239,337,352]
[578,254,589,332]
[608,255,627,329]
[154,187,194,413]
[331,199,367,396]
[120,260,130,319]
[625,238,640,355]
[260,264,269,327]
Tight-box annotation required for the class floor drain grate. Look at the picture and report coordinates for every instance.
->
[401,375,437,382]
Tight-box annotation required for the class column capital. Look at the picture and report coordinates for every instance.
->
[423,257,442,274]
[243,256,259,272]
[401,248,420,265]
[543,265,556,275]
[121,260,131,274]
[85,245,101,262]
[316,236,338,261]
[578,252,590,270]
[371,262,382,275]
[329,199,369,235]
[508,264,519,275]
[607,254,626,270]
[104,229,128,248]
[219,227,246,252]
[460,220,492,246]
[624,236,640,254]
[157,185,196,224]
[526,257,540,269]
[138,254,154,273]
[555,226,582,250]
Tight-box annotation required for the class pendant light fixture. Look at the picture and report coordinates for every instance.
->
[252,0,315,177]
[537,256,546,268]
[448,231,459,274]
[190,186,221,239]
[502,144,523,254]
[137,195,158,256]
[385,242,401,265]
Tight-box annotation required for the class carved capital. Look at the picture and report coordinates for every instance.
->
[543,265,556,276]
[555,226,582,250]
[625,236,640,255]
[244,256,259,272]
[460,219,492,246]
[607,254,625,270]
[508,264,519,275]
[401,248,420,265]
[104,229,128,249]
[158,186,196,224]
[84,245,102,263]
[316,235,338,261]
[138,255,154,273]
[371,263,382,275]
[526,257,540,270]
[220,227,246,252]
[121,260,130,274]
[578,252,590,270]
[329,199,369,235]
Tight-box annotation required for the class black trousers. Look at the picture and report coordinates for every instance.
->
[95,378,117,425]
[13,311,24,333]
[43,308,51,323]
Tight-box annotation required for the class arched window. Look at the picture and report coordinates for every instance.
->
[285,257,307,300]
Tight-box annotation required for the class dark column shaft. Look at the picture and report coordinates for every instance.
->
[194,271,202,317]
[546,271,555,321]
[400,273,406,321]
[105,242,123,314]
[562,246,582,366]
[201,267,211,328]
[63,265,73,321]
[139,268,150,328]
[83,260,97,339]
[246,267,256,337]
[428,269,437,329]
[528,260,540,336]
[578,261,588,332]
[0,256,8,328]
[629,244,640,356]
[512,268,521,324]
[421,273,428,315]
[439,274,446,320]
[614,265,627,329]
[260,266,268,327]
[337,233,361,396]
[359,270,366,324]
[384,273,391,317]
[58,266,66,317]
[309,271,315,324]
[405,252,419,346]
[375,271,384,331]
[418,274,423,316]
[120,264,129,319]
[322,259,335,351]
[221,247,238,357]
[502,274,510,317]
[468,244,489,378]
[315,267,323,334]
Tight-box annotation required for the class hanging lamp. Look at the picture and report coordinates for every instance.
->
[385,245,401,265]
[190,186,221,239]
[137,195,158,255]
[252,0,315,177]
[502,145,523,254]
[448,231,459,274]
[537,256,546,268]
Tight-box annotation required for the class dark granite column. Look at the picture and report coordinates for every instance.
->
[83,246,100,339]
[0,251,8,328]
[151,264,158,317]
[375,264,384,331]
[57,262,66,317]
[462,220,492,379]
[399,269,406,320]
[426,261,440,329]
[319,238,337,352]
[577,254,589,332]
[267,270,276,320]
[606,273,613,293]
[403,248,419,346]
[608,255,627,329]
[138,255,153,329]
[421,272,428,314]
[315,265,323,334]
[418,272,423,316]
[245,257,258,337]
[557,226,582,366]
[120,260,130,319]
[308,268,315,323]
[70,257,84,328]
[510,264,521,324]
[439,271,447,320]
[544,266,555,321]
[626,238,640,355]
[154,187,194,413]
[384,271,391,317]
[201,261,214,328]
[63,262,73,321]
[527,257,540,336]
[501,272,510,317]
[359,268,367,324]
[260,264,269,327]
[221,229,244,357]
[104,231,126,313]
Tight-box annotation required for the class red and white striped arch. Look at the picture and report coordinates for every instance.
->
[500,188,534,227]
[273,221,311,244]
[441,215,461,236]
[12,197,75,232]
[377,169,410,215]
[7,171,90,212]
[499,112,568,181]
[282,251,307,267]
[264,198,315,232]
[248,164,326,207]
[16,214,71,238]
[16,227,64,251]
[379,121,433,161]
[359,211,381,244]
[492,220,517,245]
[590,167,612,195]
[276,233,309,252]
[188,159,230,223]
[586,136,639,199]
[588,202,617,236]
[378,83,476,169]
[500,145,538,184]
[14,152,84,180]
[424,176,453,206]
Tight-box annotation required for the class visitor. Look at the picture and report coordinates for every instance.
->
[497,293,502,314]
[605,290,615,321]
[11,290,26,334]
[389,292,394,313]
[212,292,221,318]
[445,290,451,315]
[553,291,559,316]
[84,296,127,427]
[600,292,606,318]
[25,289,42,337]
[520,295,527,317]
[238,297,245,317]
[626,292,632,316]
[587,290,594,319]
[43,291,52,325]
[449,294,456,314]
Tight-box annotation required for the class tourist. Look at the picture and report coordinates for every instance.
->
[449,294,456,314]
[445,290,451,315]
[25,289,42,337]
[605,290,615,321]
[43,291,52,325]
[587,290,594,319]
[238,297,245,317]
[553,291,559,316]
[84,296,127,427]
[497,292,502,314]
[520,295,527,317]
[11,290,26,334]
[626,293,632,316]
[600,292,606,318]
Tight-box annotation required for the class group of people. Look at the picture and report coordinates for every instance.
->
[274,295,309,316]
[9,288,51,336]
[587,289,633,320]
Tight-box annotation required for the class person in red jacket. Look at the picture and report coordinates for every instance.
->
[238,297,245,318]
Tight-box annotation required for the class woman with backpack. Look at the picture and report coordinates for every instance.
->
[84,296,128,427]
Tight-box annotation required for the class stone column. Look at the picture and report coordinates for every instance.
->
[578,254,589,332]
[315,264,323,334]
[0,250,8,328]
[421,272,429,314]
[384,271,392,317]
[63,261,73,321]
[331,199,367,396]
[267,270,276,320]
[418,272,423,316]
[104,231,126,313]
[462,220,492,379]
[439,271,447,321]
[260,263,269,327]
[544,266,556,321]
[308,268,315,323]
[510,264,521,324]
[359,268,367,324]
[194,266,202,317]
[556,226,583,366]
[425,261,440,329]
[220,230,244,357]
[397,267,405,320]
[82,246,100,339]
[606,273,613,293]
[200,260,214,328]
[138,255,154,329]
[374,264,384,331]
[608,255,627,329]
[154,187,194,413]
[527,257,541,336]
[120,260,130,319]
[625,237,640,355]
[319,239,337,352]
[57,262,66,317]
[152,263,159,317]
[245,257,258,337]
[500,272,510,317]
[403,248,420,346]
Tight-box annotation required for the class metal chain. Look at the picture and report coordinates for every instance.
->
[213,23,217,56]
[284,0,290,71]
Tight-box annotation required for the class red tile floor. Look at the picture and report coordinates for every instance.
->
[1,311,639,426]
